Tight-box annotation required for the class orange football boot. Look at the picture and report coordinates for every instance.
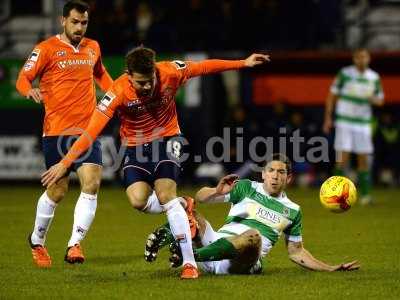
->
[180,263,199,279]
[28,234,51,268]
[64,244,85,264]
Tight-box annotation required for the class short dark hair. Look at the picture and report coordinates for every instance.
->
[263,153,292,174]
[63,0,89,17]
[126,47,156,75]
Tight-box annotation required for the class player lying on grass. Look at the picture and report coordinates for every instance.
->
[144,153,360,274]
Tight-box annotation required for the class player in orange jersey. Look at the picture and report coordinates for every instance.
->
[42,46,269,278]
[16,0,113,268]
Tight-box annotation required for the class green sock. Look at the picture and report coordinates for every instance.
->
[358,171,371,197]
[334,167,344,176]
[194,238,238,262]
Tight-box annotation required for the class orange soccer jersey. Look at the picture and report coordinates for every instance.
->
[61,58,246,168]
[16,35,112,136]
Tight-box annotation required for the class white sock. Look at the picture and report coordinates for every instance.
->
[178,197,187,209]
[200,220,218,246]
[67,192,97,247]
[31,192,57,246]
[163,198,197,267]
[142,191,164,214]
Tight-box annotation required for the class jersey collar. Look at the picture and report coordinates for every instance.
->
[56,34,83,53]
[255,181,285,200]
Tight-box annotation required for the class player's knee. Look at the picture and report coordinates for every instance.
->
[154,178,177,204]
[126,191,147,211]
[81,177,101,195]
[155,190,175,205]
[243,229,262,249]
[46,186,67,203]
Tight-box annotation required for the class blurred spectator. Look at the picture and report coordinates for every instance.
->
[374,111,400,186]
[11,0,41,15]
[135,2,153,43]
[78,0,345,54]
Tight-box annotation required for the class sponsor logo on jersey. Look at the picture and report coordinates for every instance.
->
[282,207,290,217]
[127,99,140,107]
[256,207,281,224]
[251,204,290,231]
[56,50,66,57]
[87,48,96,59]
[57,59,95,69]
[126,98,167,113]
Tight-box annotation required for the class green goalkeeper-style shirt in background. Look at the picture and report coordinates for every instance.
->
[219,179,302,252]
[331,65,384,127]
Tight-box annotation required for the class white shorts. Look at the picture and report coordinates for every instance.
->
[334,123,373,154]
[197,231,233,275]
[197,230,262,275]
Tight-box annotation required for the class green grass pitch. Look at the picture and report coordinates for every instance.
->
[0,185,399,299]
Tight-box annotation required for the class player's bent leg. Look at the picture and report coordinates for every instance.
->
[29,177,69,268]
[144,196,198,262]
[123,163,157,211]
[169,212,217,268]
[169,232,262,275]
[229,229,262,265]
[144,224,174,262]
[223,229,263,274]
[145,210,206,265]
[154,178,198,279]
[126,181,153,211]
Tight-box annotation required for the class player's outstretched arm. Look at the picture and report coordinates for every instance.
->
[286,240,360,272]
[195,174,239,203]
[244,53,270,67]
[182,53,270,79]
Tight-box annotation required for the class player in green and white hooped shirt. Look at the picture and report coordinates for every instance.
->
[323,49,384,205]
[145,154,360,274]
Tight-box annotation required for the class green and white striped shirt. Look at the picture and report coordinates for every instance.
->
[219,179,302,256]
[331,65,383,127]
